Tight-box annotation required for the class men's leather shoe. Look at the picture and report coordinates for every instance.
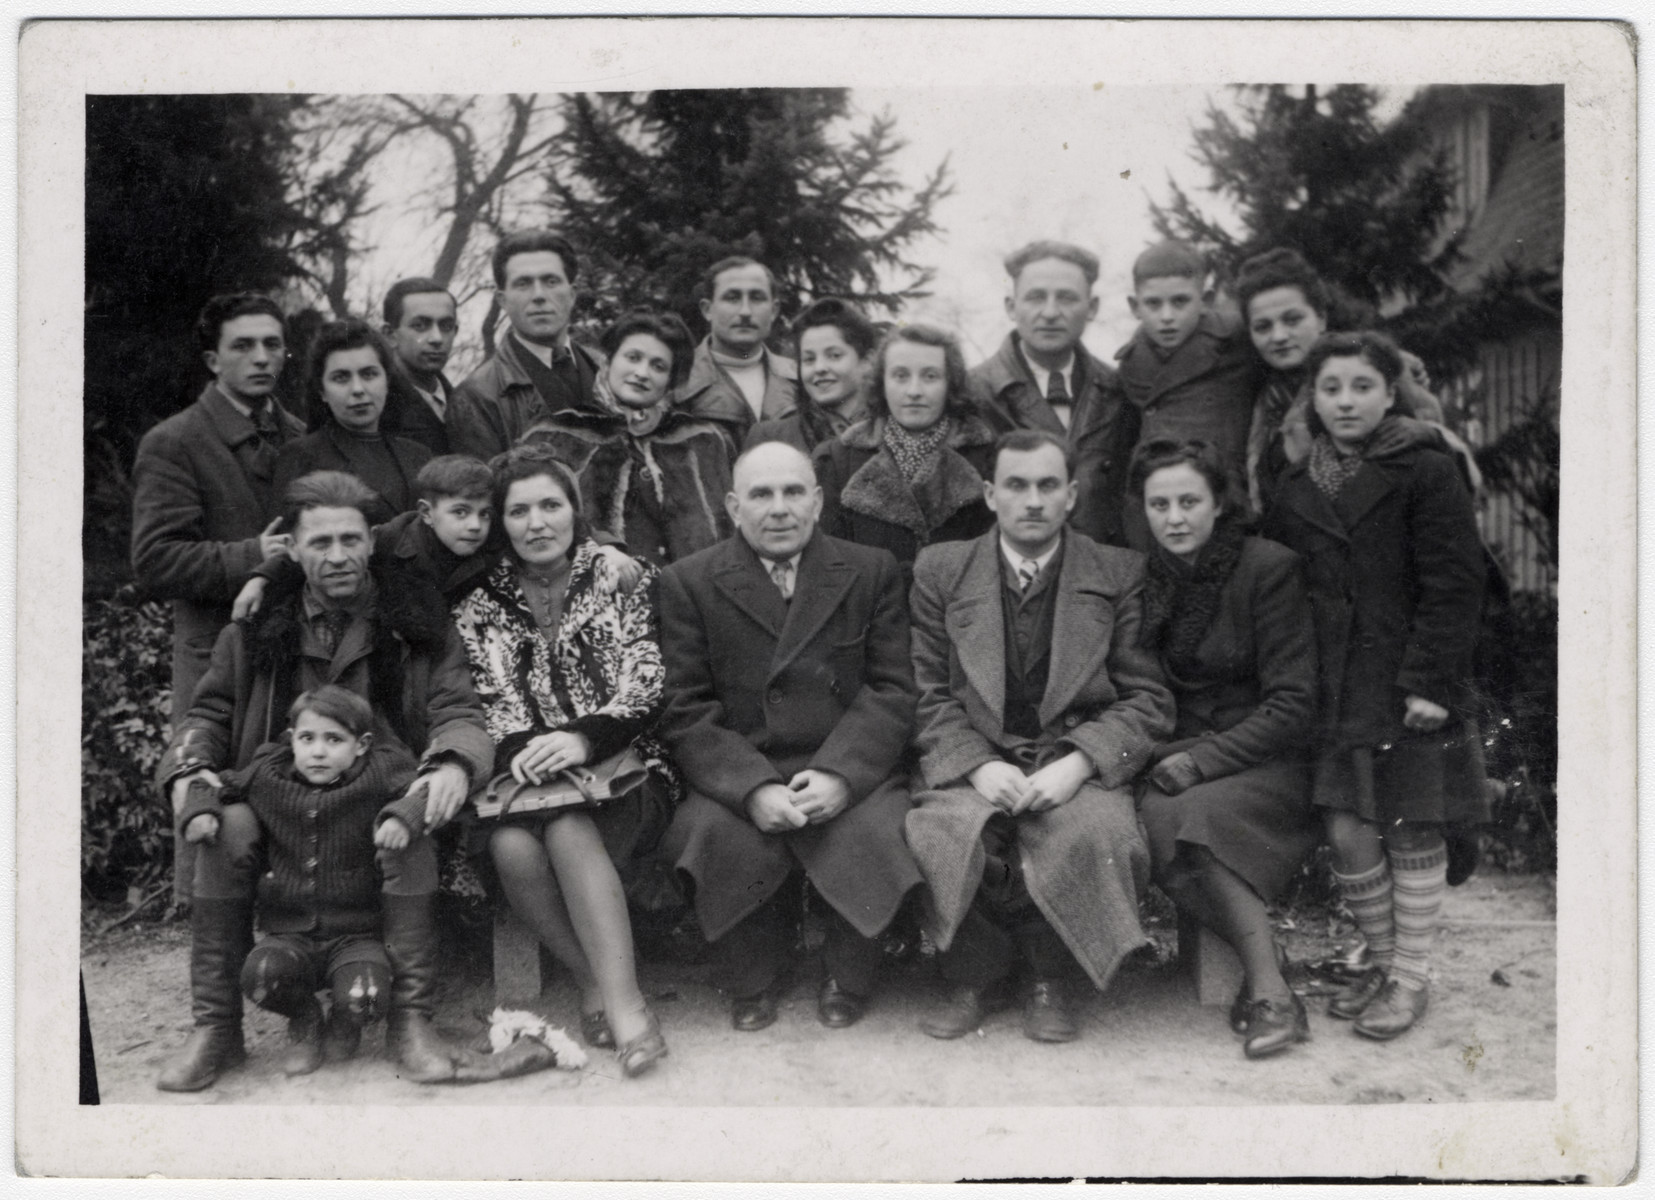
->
[731,986,781,1032]
[1327,965,1389,1020]
[817,978,867,1028]
[1243,992,1310,1059]
[1021,979,1079,1043]
[1354,980,1428,1040]
[920,982,1010,1040]
[1228,982,1256,1035]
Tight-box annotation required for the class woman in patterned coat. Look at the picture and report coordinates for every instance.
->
[450,444,680,1078]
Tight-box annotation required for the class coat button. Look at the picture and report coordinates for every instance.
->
[1063,714,1080,728]
[767,689,783,705]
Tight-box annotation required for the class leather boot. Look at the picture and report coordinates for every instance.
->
[156,898,253,1092]
[279,995,326,1077]
[381,893,458,1084]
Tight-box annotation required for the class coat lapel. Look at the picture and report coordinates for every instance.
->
[711,539,786,639]
[1334,460,1403,531]
[1279,466,1349,543]
[1038,537,1116,726]
[946,535,1007,725]
[771,534,855,680]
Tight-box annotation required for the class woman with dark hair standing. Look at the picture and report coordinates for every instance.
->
[1263,330,1487,1041]
[814,323,998,586]
[451,443,678,1077]
[746,297,881,454]
[1131,438,1321,1058]
[273,318,433,525]
[520,309,732,566]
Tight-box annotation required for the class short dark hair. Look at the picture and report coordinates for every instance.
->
[487,441,591,550]
[700,255,777,302]
[1303,330,1411,438]
[1233,247,1331,323]
[1003,241,1099,289]
[790,297,880,360]
[383,277,456,328]
[280,470,379,533]
[196,292,287,353]
[303,318,397,431]
[867,324,975,425]
[992,428,1075,480]
[492,231,580,289]
[1128,438,1230,502]
[289,684,374,739]
[1132,239,1207,287]
[415,454,493,504]
[599,309,696,390]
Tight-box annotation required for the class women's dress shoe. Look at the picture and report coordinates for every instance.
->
[731,985,782,1032]
[1228,983,1256,1035]
[580,1009,616,1049]
[1243,992,1310,1059]
[1354,980,1429,1040]
[817,978,867,1028]
[617,1012,669,1078]
[1021,979,1079,1043]
[1327,965,1389,1020]
[920,981,1010,1040]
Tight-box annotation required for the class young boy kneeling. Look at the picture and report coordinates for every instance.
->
[176,685,426,1077]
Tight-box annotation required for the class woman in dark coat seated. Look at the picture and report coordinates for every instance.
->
[745,297,879,454]
[520,310,732,566]
[273,319,433,525]
[1132,438,1321,1058]
[814,323,998,587]
[1261,331,1487,1043]
[450,444,681,1077]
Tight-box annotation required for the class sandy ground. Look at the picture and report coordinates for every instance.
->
[82,870,1553,1108]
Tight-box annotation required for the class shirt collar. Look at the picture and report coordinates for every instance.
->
[212,382,258,422]
[302,575,377,622]
[1015,339,1076,401]
[515,330,572,368]
[999,534,1061,580]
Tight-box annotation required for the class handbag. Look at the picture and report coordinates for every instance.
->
[474,746,650,821]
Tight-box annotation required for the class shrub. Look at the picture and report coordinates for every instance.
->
[82,587,174,897]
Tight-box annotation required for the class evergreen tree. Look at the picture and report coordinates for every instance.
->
[1151,84,1544,380]
[545,89,952,337]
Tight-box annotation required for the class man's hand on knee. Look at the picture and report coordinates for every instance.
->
[788,769,851,824]
[745,783,809,834]
[182,813,220,844]
[169,768,223,817]
[415,762,469,829]
[1020,751,1094,813]
[968,760,1028,813]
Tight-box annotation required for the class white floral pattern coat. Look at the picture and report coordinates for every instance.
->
[451,540,679,795]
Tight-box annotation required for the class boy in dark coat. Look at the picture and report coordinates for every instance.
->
[1114,240,1260,549]
[178,686,426,1076]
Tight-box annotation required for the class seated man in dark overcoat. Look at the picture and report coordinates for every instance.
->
[657,441,922,1031]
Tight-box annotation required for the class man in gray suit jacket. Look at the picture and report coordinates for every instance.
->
[906,429,1174,1042]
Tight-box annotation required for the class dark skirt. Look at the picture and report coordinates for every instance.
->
[1312,718,1490,826]
[463,771,675,870]
[1139,755,1318,902]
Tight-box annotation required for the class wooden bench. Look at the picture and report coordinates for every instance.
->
[1177,912,1245,1007]
[491,909,546,1006]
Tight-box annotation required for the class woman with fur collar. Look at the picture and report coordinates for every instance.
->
[450,445,680,1078]
[814,323,998,590]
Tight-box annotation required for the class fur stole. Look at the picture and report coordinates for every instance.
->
[838,416,994,537]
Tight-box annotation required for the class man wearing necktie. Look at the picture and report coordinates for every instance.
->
[968,240,1138,547]
[657,441,922,1033]
[131,293,305,899]
[906,429,1174,1043]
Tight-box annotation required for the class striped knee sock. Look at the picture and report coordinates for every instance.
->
[1387,838,1448,992]
[1332,859,1395,969]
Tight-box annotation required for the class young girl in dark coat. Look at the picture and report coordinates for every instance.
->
[1261,331,1487,1041]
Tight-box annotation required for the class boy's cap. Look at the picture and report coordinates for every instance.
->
[1132,240,1207,286]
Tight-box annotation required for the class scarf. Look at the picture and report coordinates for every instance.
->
[1308,432,1369,500]
[882,416,953,484]
[1138,516,1247,677]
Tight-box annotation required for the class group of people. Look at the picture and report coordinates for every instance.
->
[127,227,1489,1091]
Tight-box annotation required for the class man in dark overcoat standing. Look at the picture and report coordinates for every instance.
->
[906,430,1174,1043]
[657,441,922,1032]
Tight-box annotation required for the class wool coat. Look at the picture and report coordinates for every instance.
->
[673,339,804,448]
[969,334,1137,547]
[272,424,433,527]
[656,532,922,941]
[518,407,735,567]
[1135,536,1320,901]
[1262,437,1488,824]
[381,373,453,456]
[905,530,1175,988]
[447,333,608,461]
[130,382,307,707]
[156,558,494,799]
[745,394,861,457]
[813,414,998,587]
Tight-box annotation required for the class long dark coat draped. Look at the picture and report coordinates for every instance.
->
[656,533,922,942]
[905,530,1175,989]
[1136,537,1321,901]
[1262,441,1489,825]
[813,414,998,589]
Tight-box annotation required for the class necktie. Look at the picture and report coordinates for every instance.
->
[1045,370,1072,430]
[1017,559,1039,593]
[249,404,282,475]
[319,610,352,658]
[769,560,794,601]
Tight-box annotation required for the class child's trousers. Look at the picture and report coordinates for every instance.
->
[240,932,391,1023]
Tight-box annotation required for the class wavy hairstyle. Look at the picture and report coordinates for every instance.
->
[866,323,975,426]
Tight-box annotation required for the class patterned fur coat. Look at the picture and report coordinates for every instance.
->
[450,541,679,795]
